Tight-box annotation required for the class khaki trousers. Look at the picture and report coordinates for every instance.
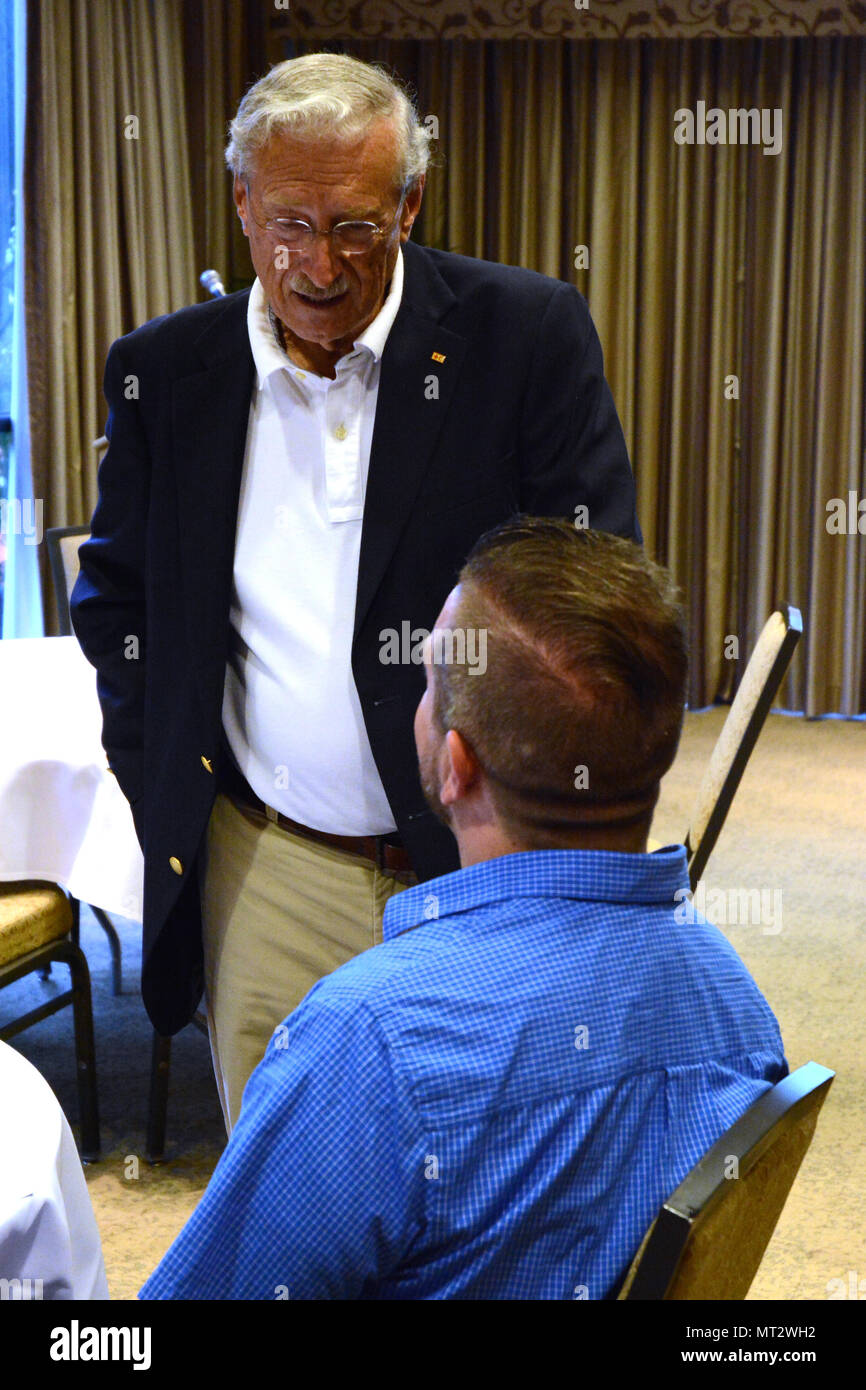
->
[201,792,415,1133]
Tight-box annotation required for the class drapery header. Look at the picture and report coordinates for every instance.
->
[272,1,866,42]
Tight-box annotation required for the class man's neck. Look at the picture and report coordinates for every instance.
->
[454,820,650,868]
[269,306,342,379]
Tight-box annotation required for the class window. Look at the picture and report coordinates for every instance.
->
[0,0,15,627]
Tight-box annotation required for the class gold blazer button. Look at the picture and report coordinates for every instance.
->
[169,856,183,876]
[201,756,214,773]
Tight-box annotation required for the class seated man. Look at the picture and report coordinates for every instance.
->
[139,519,786,1301]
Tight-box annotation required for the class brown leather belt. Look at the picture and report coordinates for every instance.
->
[218,756,412,874]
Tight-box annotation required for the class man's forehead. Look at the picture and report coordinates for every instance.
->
[248,120,400,191]
[437,585,462,628]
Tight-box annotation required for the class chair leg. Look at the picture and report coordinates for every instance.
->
[90,906,122,996]
[69,895,81,945]
[146,1031,172,1164]
[56,940,101,1162]
[42,895,82,984]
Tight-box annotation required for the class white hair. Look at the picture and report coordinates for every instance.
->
[225,52,431,190]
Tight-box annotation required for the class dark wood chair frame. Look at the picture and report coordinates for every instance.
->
[147,1015,209,1164]
[619,1060,834,1300]
[686,604,803,892]
[0,934,101,1161]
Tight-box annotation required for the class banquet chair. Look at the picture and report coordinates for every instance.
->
[650,606,802,891]
[617,1061,833,1299]
[684,606,802,890]
[0,882,100,1161]
[44,525,123,996]
[45,524,93,638]
[45,525,208,1161]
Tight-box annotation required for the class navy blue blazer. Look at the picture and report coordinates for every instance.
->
[71,239,639,1034]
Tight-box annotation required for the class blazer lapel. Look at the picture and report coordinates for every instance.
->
[354,243,468,638]
[172,293,255,720]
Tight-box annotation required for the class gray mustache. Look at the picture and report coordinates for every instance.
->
[289,275,349,300]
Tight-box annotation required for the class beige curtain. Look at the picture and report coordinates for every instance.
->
[26,8,866,712]
[181,0,263,295]
[24,0,198,623]
[285,36,866,715]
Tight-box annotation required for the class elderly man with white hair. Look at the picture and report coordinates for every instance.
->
[71,53,639,1131]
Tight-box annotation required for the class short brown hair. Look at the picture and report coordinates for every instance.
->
[432,518,688,844]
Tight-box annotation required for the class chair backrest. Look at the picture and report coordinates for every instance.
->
[685,604,802,891]
[618,1061,834,1300]
[45,525,91,635]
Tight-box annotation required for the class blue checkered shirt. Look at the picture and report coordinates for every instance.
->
[139,845,786,1300]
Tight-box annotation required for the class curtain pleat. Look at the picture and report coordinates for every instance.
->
[25,0,198,622]
[183,0,261,295]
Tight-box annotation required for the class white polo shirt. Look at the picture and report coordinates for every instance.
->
[221,252,404,834]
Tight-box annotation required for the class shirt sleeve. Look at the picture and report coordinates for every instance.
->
[138,992,424,1300]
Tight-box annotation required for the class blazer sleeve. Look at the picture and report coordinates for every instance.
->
[70,337,150,815]
[517,281,640,543]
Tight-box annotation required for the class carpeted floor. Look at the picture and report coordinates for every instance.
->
[3,709,864,1300]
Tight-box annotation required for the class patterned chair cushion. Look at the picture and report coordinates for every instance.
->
[0,883,74,968]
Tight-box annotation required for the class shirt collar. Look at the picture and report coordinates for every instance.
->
[246,246,404,386]
[383,845,691,942]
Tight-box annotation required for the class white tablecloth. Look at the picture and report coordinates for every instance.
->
[0,1040,109,1299]
[0,637,143,920]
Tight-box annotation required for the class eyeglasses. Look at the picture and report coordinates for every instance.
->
[249,190,405,256]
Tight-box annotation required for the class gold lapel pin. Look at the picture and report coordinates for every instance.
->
[431,351,446,363]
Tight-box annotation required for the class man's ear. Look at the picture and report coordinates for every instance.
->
[234,176,250,235]
[399,174,425,242]
[439,728,480,806]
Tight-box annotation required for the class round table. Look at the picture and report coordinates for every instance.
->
[0,637,143,920]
